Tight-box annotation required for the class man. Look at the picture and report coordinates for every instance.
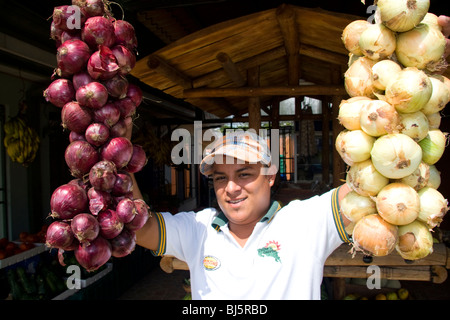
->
[129,15,450,299]
[130,130,352,299]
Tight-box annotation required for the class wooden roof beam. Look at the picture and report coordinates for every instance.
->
[193,47,286,88]
[216,52,246,87]
[147,55,193,89]
[276,4,300,86]
[299,44,348,67]
[183,85,347,98]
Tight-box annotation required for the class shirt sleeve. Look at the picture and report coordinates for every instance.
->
[150,209,213,262]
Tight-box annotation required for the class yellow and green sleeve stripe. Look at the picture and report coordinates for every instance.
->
[151,212,167,256]
[331,187,352,244]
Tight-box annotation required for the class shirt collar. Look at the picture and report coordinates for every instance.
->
[212,200,282,231]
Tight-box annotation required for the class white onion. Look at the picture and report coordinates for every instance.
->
[337,97,372,130]
[348,53,361,67]
[352,214,398,257]
[346,159,389,197]
[335,130,376,166]
[421,12,442,30]
[372,59,402,91]
[420,76,450,115]
[359,23,397,61]
[375,182,420,225]
[345,221,356,236]
[342,20,371,56]
[340,190,377,223]
[376,0,430,32]
[427,165,441,189]
[417,186,449,229]
[359,99,400,137]
[344,56,377,98]
[396,23,447,72]
[396,220,434,260]
[370,133,422,179]
[427,112,441,130]
[418,129,447,165]
[396,161,430,191]
[398,111,429,142]
[385,67,432,114]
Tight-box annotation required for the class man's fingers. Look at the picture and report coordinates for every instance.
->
[438,15,450,38]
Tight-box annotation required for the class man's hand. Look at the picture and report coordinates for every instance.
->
[438,15,450,58]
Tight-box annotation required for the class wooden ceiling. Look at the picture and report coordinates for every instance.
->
[1,0,448,122]
[131,4,357,119]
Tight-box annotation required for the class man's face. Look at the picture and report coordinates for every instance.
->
[212,156,275,228]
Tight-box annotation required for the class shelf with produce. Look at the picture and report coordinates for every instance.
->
[0,243,48,270]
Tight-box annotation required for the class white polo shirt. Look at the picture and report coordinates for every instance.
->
[151,187,350,300]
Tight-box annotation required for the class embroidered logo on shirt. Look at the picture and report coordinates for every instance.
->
[203,255,221,271]
[257,241,281,262]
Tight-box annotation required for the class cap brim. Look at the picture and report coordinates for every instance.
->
[199,146,266,176]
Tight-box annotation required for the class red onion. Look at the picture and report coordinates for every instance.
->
[73,0,105,17]
[61,30,82,44]
[115,97,136,118]
[113,193,134,206]
[111,45,136,75]
[110,229,136,258]
[85,122,110,146]
[126,83,143,107]
[45,221,75,249]
[50,183,88,219]
[101,137,133,168]
[43,79,75,108]
[87,45,119,80]
[113,20,138,51]
[51,21,63,43]
[126,144,147,173]
[97,209,124,239]
[112,171,133,196]
[126,199,150,231]
[103,74,129,99]
[88,187,112,215]
[93,102,121,128]
[82,16,115,49]
[73,71,94,90]
[61,101,93,134]
[65,140,99,178]
[71,213,100,244]
[116,198,137,224]
[89,160,117,192]
[109,118,127,137]
[52,5,86,32]
[69,131,86,142]
[56,39,91,76]
[76,81,108,109]
[75,236,111,272]
[68,178,89,191]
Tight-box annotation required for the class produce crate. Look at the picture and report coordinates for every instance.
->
[0,243,47,269]
[52,263,113,300]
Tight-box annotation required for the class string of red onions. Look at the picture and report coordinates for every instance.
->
[44,1,149,272]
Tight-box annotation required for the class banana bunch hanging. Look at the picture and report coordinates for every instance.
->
[4,104,40,166]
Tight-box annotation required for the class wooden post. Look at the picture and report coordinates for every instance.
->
[331,95,346,187]
[322,97,330,185]
[247,66,261,131]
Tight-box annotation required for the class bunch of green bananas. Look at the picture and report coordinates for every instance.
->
[3,115,40,166]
